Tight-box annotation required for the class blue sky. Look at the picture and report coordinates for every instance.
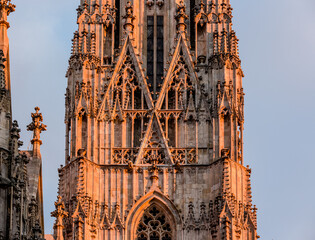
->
[7,0,315,239]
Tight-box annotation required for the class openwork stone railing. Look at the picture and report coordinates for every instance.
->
[112,147,197,164]
[169,148,197,164]
[112,148,139,164]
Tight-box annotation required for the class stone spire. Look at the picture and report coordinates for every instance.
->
[27,107,47,158]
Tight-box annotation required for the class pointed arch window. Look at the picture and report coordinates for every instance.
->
[136,204,173,240]
[147,15,164,98]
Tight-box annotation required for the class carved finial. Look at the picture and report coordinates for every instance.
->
[51,196,68,240]
[123,1,135,34]
[82,0,88,10]
[27,107,47,156]
[0,0,15,28]
[200,0,205,10]
[209,0,215,11]
[175,0,188,35]
[0,0,15,15]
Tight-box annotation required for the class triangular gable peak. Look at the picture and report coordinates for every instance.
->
[185,91,197,121]
[75,94,89,116]
[111,94,124,121]
[110,205,125,229]
[219,200,234,219]
[100,204,111,230]
[97,36,153,121]
[219,88,233,117]
[135,113,173,165]
[156,35,200,109]
[156,34,200,111]
[98,97,111,121]
[197,96,211,122]
[75,81,92,116]
[72,199,87,220]
[244,209,257,230]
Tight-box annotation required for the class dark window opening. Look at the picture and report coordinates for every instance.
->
[156,16,164,93]
[168,118,176,147]
[134,118,142,147]
[114,0,120,49]
[190,0,195,50]
[134,88,142,109]
[147,16,154,94]
[146,16,164,97]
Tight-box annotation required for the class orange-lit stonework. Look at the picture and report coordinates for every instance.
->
[52,0,258,239]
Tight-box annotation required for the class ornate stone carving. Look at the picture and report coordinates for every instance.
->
[55,0,259,239]
[175,0,188,34]
[123,1,135,34]
[27,107,47,146]
[136,204,172,240]
[0,0,15,27]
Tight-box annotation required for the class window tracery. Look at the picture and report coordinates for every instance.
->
[136,205,173,240]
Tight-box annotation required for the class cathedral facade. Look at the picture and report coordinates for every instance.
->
[0,1,45,239]
[52,0,258,239]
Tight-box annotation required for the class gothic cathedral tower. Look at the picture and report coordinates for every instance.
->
[52,0,259,239]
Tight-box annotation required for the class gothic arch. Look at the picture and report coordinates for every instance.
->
[125,191,183,240]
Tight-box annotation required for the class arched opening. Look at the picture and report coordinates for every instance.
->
[126,192,182,240]
[136,204,173,240]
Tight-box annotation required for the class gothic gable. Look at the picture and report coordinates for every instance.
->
[97,36,153,121]
[156,34,200,111]
[135,113,172,165]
